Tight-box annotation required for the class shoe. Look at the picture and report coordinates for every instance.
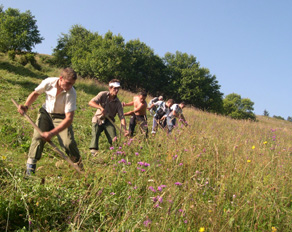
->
[74,158,85,172]
[151,131,156,134]
[26,164,36,176]
[90,149,98,156]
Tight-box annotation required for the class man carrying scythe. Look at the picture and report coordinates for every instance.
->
[17,68,84,175]
[88,79,129,156]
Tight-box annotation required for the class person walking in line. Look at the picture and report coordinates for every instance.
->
[123,91,148,137]
[165,101,188,134]
[18,68,84,175]
[148,95,163,116]
[149,98,174,135]
[89,79,129,156]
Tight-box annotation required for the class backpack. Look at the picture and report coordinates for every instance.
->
[155,101,166,119]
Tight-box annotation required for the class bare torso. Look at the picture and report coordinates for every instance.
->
[133,96,147,116]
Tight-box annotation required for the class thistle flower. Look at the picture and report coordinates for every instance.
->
[149,186,156,192]
[175,182,182,186]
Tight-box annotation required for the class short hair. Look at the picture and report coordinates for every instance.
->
[61,67,77,80]
[180,101,186,105]
[158,96,163,100]
[167,99,174,104]
[138,91,147,97]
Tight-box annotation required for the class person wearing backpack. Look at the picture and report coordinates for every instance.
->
[149,99,174,135]
[148,96,163,116]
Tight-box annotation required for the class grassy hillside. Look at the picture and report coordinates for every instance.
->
[1,53,292,231]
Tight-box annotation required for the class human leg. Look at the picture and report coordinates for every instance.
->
[151,117,158,134]
[54,118,81,163]
[89,123,104,151]
[128,115,136,137]
[26,110,54,175]
[104,120,117,145]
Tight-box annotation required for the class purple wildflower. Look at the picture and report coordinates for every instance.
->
[149,186,156,192]
[143,219,151,227]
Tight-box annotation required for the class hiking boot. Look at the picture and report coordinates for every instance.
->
[90,149,98,157]
[26,164,36,176]
[74,158,85,172]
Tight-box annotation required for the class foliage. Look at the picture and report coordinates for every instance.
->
[263,109,269,117]
[287,116,292,122]
[163,51,223,113]
[52,25,223,113]
[223,93,256,120]
[273,115,285,120]
[1,56,292,231]
[0,6,43,52]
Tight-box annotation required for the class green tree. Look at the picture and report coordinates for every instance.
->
[164,51,223,113]
[123,39,168,94]
[223,93,256,120]
[263,109,269,117]
[287,116,292,122]
[0,6,43,52]
[273,115,284,120]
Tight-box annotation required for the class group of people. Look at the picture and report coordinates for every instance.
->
[18,68,187,175]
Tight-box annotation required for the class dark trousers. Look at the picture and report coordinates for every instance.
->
[90,119,117,150]
[129,115,148,137]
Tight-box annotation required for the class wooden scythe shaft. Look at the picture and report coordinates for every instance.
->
[11,98,84,175]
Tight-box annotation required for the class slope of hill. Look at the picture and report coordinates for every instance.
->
[1,53,292,231]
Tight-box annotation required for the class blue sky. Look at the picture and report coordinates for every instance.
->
[2,0,292,118]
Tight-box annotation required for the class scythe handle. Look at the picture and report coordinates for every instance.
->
[11,98,84,175]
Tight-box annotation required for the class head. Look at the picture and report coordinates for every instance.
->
[138,91,147,102]
[59,67,77,91]
[179,102,186,109]
[108,79,121,97]
[158,96,163,101]
[166,99,174,107]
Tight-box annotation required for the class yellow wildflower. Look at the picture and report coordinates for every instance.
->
[272,227,277,232]
[252,146,255,149]
[263,141,268,144]
[36,202,39,206]
[1,155,6,160]
[247,160,251,163]
[199,227,205,232]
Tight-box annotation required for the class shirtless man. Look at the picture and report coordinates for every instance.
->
[123,91,148,137]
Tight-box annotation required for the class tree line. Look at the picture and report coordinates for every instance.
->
[1,5,258,120]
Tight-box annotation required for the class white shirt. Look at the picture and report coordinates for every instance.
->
[168,104,182,118]
[35,77,77,114]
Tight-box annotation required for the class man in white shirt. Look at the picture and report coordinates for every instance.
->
[166,102,187,133]
[18,68,83,175]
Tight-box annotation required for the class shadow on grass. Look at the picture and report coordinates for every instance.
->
[5,78,38,92]
[0,61,46,79]
[76,81,107,96]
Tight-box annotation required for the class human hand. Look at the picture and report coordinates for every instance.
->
[41,131,54,142]
[18,105,28,115]
[124,130,129,137]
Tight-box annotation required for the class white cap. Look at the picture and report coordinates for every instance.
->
[109,82,121,88]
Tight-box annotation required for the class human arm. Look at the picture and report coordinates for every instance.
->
[18,91,40,115]
[88,100,106,116]
[120,118,129,136]
[41,111,75,141]
[124,110,135,116]
[122,101,134,107]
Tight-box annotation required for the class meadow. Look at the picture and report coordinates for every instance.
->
[0,53,292,231]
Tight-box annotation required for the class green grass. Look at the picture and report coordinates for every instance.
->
[1,52,292,231]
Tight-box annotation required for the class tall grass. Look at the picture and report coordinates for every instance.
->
[0,53,292,231]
